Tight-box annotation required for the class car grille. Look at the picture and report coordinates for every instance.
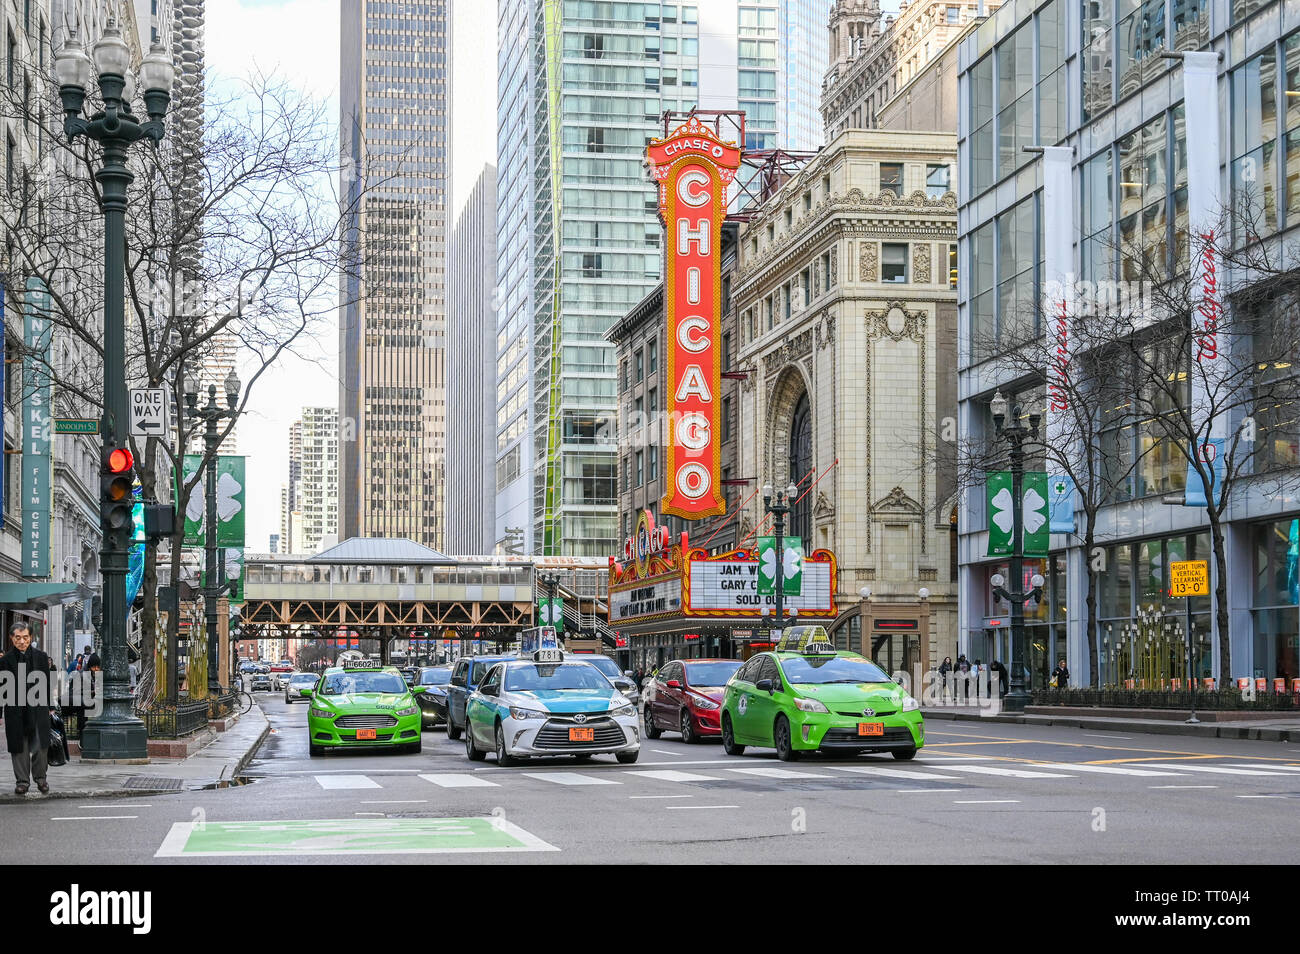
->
[835,709,897,717]
[544,711,612,724]
[334,714,399,729]
[821,726,914,745]
[534,719,625,749]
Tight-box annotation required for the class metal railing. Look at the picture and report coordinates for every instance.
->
[1031,688,1300,711]
[131,699,211,739]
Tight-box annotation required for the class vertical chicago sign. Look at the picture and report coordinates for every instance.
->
[646,117,741,519]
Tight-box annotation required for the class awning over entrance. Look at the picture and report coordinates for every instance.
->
[0,581,89,608]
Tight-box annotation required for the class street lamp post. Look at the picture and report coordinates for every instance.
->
[988,390,1044,714]
[56,24,175,760]
[538,571,560,627]
[184,369,241,700]
[762,482,798,641]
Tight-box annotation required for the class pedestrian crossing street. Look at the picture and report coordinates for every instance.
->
[307,757,1300,794]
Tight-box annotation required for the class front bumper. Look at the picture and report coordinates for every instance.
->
[418,698,447,726]
[501,712,640,757]
[686,704,723,735]
[309,712,422,747]
[789,709,924,752]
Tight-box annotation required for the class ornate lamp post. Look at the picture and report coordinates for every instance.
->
[762,482,798,640]
[184,368,241,699]
[988,390,1043,713]
[56,24,175,760]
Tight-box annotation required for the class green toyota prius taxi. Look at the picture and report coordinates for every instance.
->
[306,660,425,756]
[720,627,924,761]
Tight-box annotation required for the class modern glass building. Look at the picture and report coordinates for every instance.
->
[494,0,826,557]
[956,0,1300,688]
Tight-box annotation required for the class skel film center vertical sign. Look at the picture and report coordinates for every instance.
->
[22,278,53,578]
[646,117,741,519]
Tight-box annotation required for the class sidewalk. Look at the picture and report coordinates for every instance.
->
[0,705,270,803]
[921,703,1300,742]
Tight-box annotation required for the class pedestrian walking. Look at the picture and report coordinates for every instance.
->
[973,659,984,699]
[128,656,140,694]
[956,655,971,702]
[1052,658,1070,689]
[990,659,1009,698]
[1,622,56,795]
[938,656,953,702]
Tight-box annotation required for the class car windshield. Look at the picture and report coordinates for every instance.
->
[579,656,622,679]
[289,674,317,685]
[684,661,742,686]
[319,671,407,695]
[504,663,613,693]
[469,661,499,684]
[420,668,452,686]
[778,655,892,685]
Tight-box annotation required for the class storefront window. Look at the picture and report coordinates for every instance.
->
[1252,518,1300,682]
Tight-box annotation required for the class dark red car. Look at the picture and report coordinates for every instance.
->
[643,658,743,743]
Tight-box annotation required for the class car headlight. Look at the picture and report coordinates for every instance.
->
[395,706,418,717]
[793,696,829,713]
[609,705,637,718]
[309,707,336,720]
[509,706,547,720]
[902,695,921,712]
[689,694,719,710]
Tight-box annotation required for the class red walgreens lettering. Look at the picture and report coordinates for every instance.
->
[1048,298,1070,412]
[1196,234,1220,362]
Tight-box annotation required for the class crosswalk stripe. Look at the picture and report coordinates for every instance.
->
[626,770,722,783]
[1137,763,1294,777]
[940,765,1076,779]
[829,766,963,780]
[418,773,501,788]
[522,772,621,786]
[726,767,834,779]
[1223,763,1300,772]
[314,775,381,790]
[1026,763,1183,777]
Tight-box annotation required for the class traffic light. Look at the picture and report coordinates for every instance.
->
[101,445,136,534]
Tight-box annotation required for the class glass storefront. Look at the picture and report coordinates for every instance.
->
[975,555,1067,689]
[1252,517,1300,683]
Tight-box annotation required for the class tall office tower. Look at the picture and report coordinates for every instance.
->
[494,1,825,557]
[280,420,302,551]
[446,169,498,555]
[339,1,449,546]
[298,406,339,554]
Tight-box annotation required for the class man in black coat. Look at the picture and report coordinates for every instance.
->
[2,621,55,795]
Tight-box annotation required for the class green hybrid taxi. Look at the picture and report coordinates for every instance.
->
[720,628,924,761]
[306,660,425,756]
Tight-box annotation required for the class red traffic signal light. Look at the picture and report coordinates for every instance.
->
[101,446,137,531]
[107,447,134,473]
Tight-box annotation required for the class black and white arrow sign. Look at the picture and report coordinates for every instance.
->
[130,388,168,437]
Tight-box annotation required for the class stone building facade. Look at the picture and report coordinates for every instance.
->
[732,129,959,671]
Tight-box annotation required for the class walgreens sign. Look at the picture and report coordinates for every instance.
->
[646,118,740,519]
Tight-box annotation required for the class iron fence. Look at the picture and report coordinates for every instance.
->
[1031,688,1300,711]
[130,699,211,739]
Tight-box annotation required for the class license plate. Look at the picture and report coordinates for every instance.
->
[857,722,884,737]
[356,728,377,740]
[569,727,595,742]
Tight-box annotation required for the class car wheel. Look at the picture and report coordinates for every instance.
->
[679,708,696,744]
[446,714,462,741]
[616,750,639,764]
[495,723,516,766]
[892,747,918,761]
[407,738,422,755]
[721,714,745,756]
[464,720,485,762]
[309,743,323,757]
[774,716,800,762]
[644,705,661,739]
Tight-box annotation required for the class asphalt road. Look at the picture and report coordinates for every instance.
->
[3,692,1298,864]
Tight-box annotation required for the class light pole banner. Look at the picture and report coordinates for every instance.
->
[986,472,1049,557]
[646,116,741,520]
[1182,52,1228,505]
[757,536,803,596]
[1042,146,1078,529]
[21,277,53,579]
[183,455,247,547]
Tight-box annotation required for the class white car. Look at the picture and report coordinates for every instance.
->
[463,656,640,766]
[283,672,318,703]
[272,669,296,691]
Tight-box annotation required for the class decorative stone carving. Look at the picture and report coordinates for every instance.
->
[816,314,836,351]
[813,491,835,518]
[872,485,923,515]
[866,302,926,342]
[859,242,878,282]
[913,242,931,284]
[769,329,814,373]
[830,246,837,286]
[813,264,821,297]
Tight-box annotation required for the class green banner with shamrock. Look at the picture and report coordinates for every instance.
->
[182,455,246,547]
[757,536,803,596]
[537,596,564,633]
[986,471,1049,557]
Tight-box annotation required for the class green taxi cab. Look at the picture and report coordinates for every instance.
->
[307,660,425,756]
[720,627,923,761]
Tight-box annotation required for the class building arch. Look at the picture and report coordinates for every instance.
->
[766,363,814,493]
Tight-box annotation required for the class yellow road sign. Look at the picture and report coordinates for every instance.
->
[1169,560,1209,597]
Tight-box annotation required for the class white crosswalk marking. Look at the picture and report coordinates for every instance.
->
[939,764,1076,779]
[726,767,833,779]
[522,772,621,786]
[1024,763,1183,777]
[1223,763,1300,772]
[1137,763,1295,776]
[418,773,501,788]
[314,775,381,790]
[627,770,722,783]
[829,766,963,780]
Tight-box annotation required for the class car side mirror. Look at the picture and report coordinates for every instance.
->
[299,688,312,697]
[623,670,634,678]
[411,686,426,694]
[755,679,773,693]
[666,679,681,689]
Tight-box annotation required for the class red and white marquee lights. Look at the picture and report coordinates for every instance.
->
[646,118,741,520]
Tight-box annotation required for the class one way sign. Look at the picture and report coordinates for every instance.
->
[130,388,169,437]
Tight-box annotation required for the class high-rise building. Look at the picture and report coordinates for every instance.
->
[494,0,827,557]
[280,410,337,555]
[339,0,449,547]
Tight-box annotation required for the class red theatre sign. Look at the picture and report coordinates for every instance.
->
[646,118,741,520]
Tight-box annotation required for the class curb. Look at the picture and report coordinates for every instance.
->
[223,712,271,781]
[921,709,1297,742]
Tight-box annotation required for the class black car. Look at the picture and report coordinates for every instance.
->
[250,672,273,691]
[413,666,452,728]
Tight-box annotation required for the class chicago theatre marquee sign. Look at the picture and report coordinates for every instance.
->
[645,117,741,520]
[608,511,838,628]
